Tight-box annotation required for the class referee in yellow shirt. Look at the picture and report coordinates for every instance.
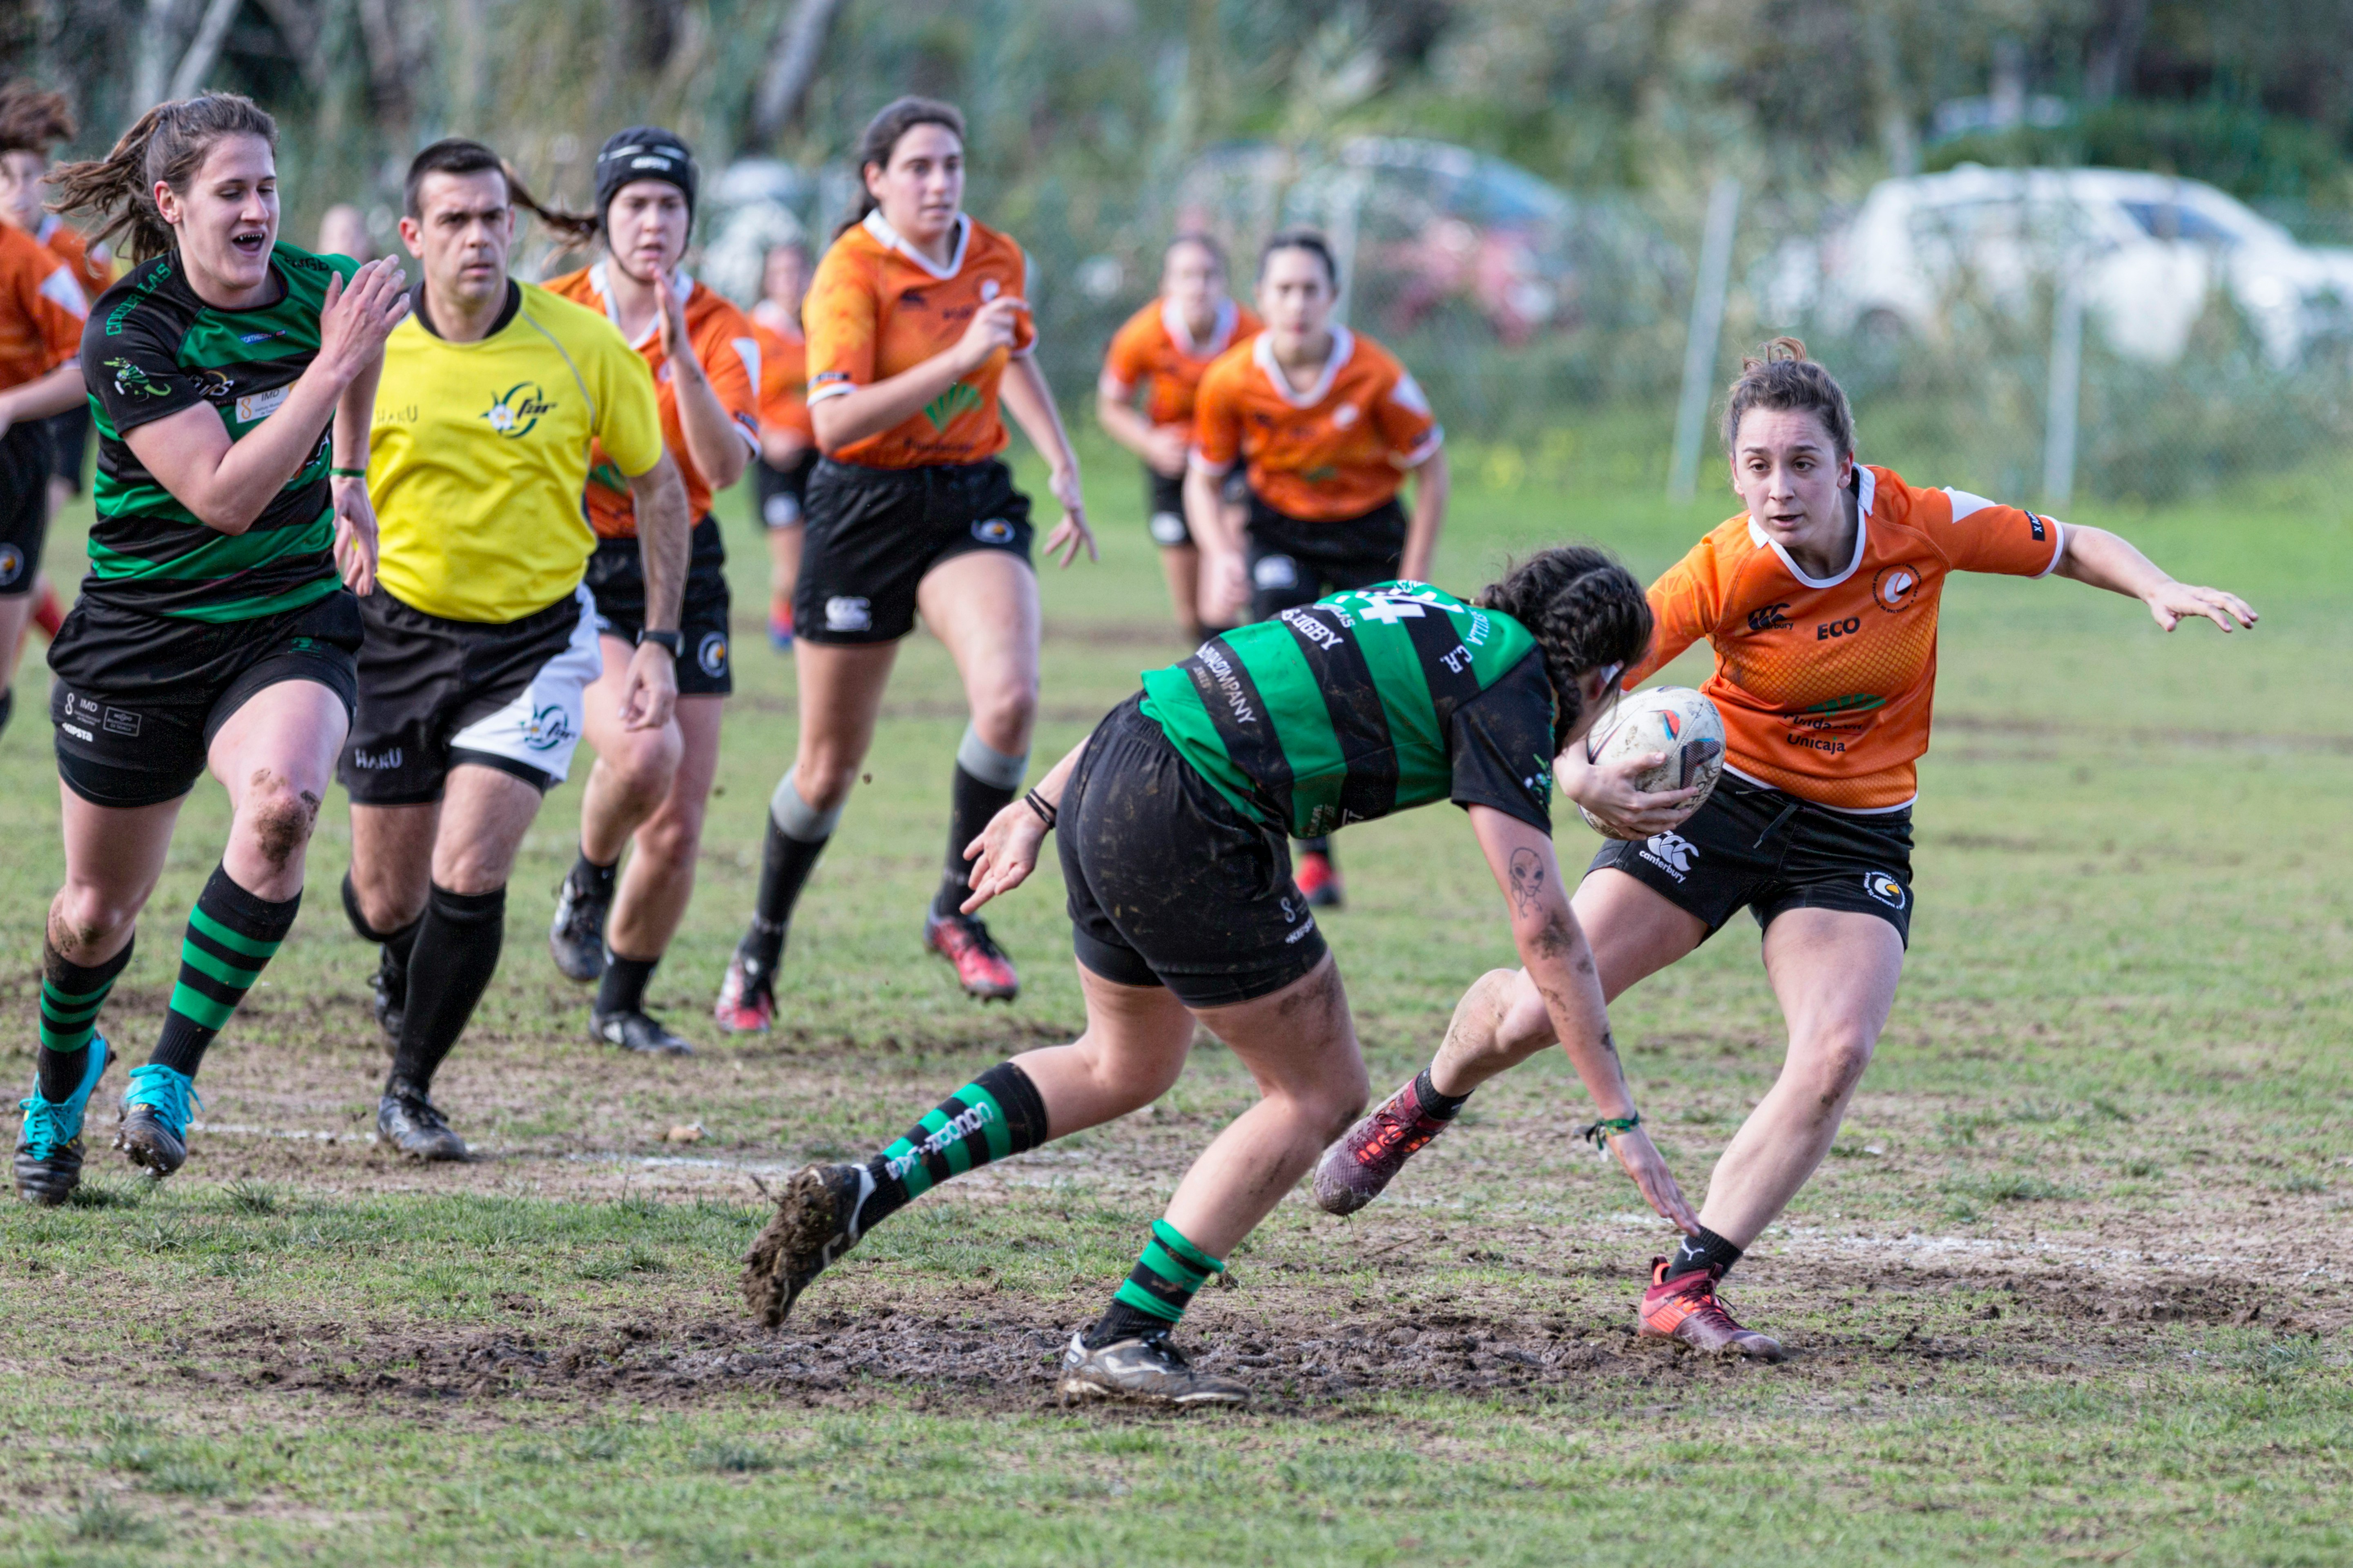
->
[339,139,690,1160]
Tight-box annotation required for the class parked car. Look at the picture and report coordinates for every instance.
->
[1762,165,2353,366]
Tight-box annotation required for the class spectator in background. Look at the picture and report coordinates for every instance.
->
[748,238,815,648]
[316,202,373,264]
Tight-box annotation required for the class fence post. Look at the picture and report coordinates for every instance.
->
[2042,275,2084,509]
[1669,176,1741,503]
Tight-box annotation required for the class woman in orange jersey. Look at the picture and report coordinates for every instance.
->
[748,237,816,648]
[1097,233,1259,645]
[714,97,1094,1029]
[542,127,759,1055]
[1313,339,2255,1358]
[1187,229,1449,908]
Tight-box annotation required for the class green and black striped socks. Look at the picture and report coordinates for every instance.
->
[1086,1220,1226,1347]
[852,1061,1049,1233]
[148,865,300,1079]
[36,937,134,1101]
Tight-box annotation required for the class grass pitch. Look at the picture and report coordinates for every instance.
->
[0,437,2346,1564]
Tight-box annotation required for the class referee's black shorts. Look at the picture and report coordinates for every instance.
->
[792,457,1032,645]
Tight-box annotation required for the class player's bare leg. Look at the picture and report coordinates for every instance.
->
[551,632,684,985]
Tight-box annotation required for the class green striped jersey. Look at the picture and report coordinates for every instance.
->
[80,243,357,622]
[1139,582,1559,838]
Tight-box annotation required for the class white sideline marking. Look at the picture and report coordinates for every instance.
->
[187,1121,353,1144]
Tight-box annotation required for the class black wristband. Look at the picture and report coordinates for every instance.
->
[636,628,682,655]
[1024,788,1058,829]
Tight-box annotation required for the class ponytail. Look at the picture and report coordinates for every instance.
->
[1476,547,1653,748]
[1721,336,1855,459]
[47,92,277,262]
[839,96,966,238]
[402,137,600,248]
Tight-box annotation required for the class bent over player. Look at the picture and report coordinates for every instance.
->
[339,139,686,1160]
[16,94,407,1200]
[545,127,758,1054]
[740,555,1697,1406]
[1315,339,2255,1358]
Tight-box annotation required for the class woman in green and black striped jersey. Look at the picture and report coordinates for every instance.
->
[12,94,409,1203]
[739,549,1702,1406]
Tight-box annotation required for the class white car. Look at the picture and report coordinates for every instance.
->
[1764,165,2353,367]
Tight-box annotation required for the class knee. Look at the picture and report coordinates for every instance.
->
[969,683,1037,752]
[1792,1032,1876,1112]
[51,882,143,955]
[1295,1059,1371,1144]
[237,772,323,873]
[635,803,705,870]
[790,749,861,814]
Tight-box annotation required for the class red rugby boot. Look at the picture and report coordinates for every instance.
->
[712,949,775,1035]
[1637,1258,1786,1361]
[30,578,62,640]
[1294,849,1343,908]
[1313,1074,1458,1215]
[924,911,1019,1001]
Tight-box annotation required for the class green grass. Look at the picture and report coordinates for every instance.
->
[0,429,2346,1564]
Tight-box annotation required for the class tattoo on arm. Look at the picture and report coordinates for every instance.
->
[1509,848,1545,919]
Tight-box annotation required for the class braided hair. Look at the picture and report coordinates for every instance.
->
[1475,546,1652,749]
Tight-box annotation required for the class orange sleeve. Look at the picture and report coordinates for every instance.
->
[1007,244,1037,357]
[1373,364,1441,468]
[1624,538,1721,687]
[700,311,761,444]
[1189,360,1242,473]
[1101,310,1152,393]
[803,249,875,405]
[1932,485,2068,578]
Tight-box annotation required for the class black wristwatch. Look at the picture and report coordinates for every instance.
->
[636,628,682,655]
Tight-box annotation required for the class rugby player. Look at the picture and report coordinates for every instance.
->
[545,127,758,1054]
[1188,230,1449,909]
[1315,340,2256,1358]
[0,81,94,738]
[339,139,684,1159]
[1096,233,1259,646]
[748,237,815,648]
[713,97,1094,1029]
[740,553,1699,1405]
[16,94,407,1200]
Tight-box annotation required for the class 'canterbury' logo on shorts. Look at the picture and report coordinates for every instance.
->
[826,596,872,632]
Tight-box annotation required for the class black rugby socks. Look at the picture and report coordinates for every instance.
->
[149,865,300,1079]
[1085,1221,1226,1348]
[37,937,133,1101]
[342,871,420,971]
[851,1061,1049,1234]
[597,952,658,1017]
[741,770,840,992]
[1663,1225,1744,1283]
[390,883,506,1091]
[933,727,1027,920]
[1413,1066,1469,1120]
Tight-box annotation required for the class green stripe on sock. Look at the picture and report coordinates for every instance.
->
[40,994,105,1026]
[1136,1240,1211,1293]
[166,981,236,1033]
[1111,1278,1188,1322]
[41,980,112,1007]
[963,1087,1012,1162]
[188,905,284,959]
[1151,1219,1224,1275]
[178,940,264,990]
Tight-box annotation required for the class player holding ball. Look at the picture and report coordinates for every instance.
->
[1315,339,2255,1359]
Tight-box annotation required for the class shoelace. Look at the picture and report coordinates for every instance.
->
[125,1068,199,1132]
[17,1094,71,1159]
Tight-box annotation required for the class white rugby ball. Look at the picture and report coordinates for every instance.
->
[1576,686,1726,840]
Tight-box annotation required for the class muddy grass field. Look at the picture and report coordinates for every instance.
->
[0,444,2347,1564]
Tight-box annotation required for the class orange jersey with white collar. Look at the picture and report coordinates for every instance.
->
[1101,296,1261,427]
[0,221,85,391]
[1189,325,1441,520]
[37,215,115,303]
[803,212,1035,469]
[545,263,759,538]
[1625,464,2067,811]
[749,301,814,442]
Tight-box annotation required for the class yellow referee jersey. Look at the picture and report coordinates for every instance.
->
[369,280,664,622]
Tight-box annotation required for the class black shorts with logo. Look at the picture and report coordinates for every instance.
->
[1588,773,1916,947]
[47,588,362,809]
[793,457,1033,644]
[1143,466,1248,549]
[1059,694,1329,1008]
[44,405,90,494]
[1244,492,1406,622]
[0,419,55,597]
[754,448,818,530]
[584,515,733,697]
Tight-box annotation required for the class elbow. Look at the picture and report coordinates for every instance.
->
[807,404,847,454]
[193,499,257,535]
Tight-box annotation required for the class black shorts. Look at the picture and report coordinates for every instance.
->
[47,589,362,809]
[754,448,818,530]
[44,405,90,494]
[1588,774,1916,947]
[1058,694,1329,1008]
[1145,466,1247,548]
[0,419,54,597]
[584,515,733,697]
[794,457,1033,644]
[339,585,603,805]
[1245,492,1406,622]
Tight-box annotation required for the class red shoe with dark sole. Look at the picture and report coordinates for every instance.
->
[712,950,775,1035]
[1637,1258,1786,1361]
[1294,850,1343,908]
[1312,1074,1458,1214]
[924,912,1019,1001]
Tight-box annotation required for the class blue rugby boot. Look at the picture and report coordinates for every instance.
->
[14,1037,112,1206]
[116,1062,199,1179]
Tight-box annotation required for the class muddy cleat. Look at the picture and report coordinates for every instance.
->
[1294,849,1343,909]
[923,911,1018,1001]
[592,1008,695,1057]
[1637,1258,1787,1362]
[14,1038,112,1205]
[740,1162,872,1328]
[712,948,775,1035]
[1057,1330,1249,1407]
[377,1078,470,1162]
[549,867,611,984]
[1312,1074,1457,1216]
[114,1063,197,1178]
[371,943,408,1045]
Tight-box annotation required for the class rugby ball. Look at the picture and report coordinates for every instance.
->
[1576,686,1726,840]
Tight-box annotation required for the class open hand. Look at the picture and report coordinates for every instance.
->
[1607,1124,1701,1235]
[960,799,1050,913]
[330,474,378,594]
[1042,464,1096,568]
[654,271,690,368]
[317,258,410,384]
[2144,580,2257,633]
